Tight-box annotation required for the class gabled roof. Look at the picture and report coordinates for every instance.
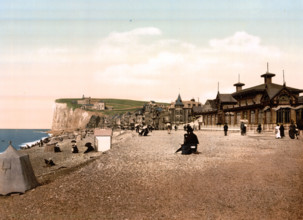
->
[192,106,203,114]
[232,83,303,100]
[202,99,217,112]
[217,93,237,103]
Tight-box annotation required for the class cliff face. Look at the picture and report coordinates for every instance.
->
[51,103,103,131]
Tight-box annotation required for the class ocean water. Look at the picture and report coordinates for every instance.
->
[0,129,50,153]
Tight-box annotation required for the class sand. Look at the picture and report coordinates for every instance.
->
[0,130,303,220]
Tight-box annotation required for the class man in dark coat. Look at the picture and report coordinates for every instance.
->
[240,122,245,135]
[279,124,285,138]
[176,127,199,154]
[175,133,190,154]
[289,122,297,139]
[186,127,199,153]
[224,123,228,136]
[257,124,262,134]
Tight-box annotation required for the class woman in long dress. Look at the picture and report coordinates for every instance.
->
[275,124,281,139]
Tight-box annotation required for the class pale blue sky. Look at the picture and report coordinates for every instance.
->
[1,0,303,128]
[1,0,303,49]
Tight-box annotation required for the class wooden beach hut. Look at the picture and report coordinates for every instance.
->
[94,129,112,152]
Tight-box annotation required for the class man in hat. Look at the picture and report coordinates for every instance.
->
[186,126,199,153]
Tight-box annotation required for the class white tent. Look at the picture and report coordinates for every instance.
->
[0,144,39,195]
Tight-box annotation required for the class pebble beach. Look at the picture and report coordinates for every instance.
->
[0,129,303,220]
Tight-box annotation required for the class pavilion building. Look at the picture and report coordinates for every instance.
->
[200,67,303,130]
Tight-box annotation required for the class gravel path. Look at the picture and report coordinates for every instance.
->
[1,130,303,220]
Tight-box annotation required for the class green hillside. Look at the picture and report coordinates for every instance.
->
[55,98,168,115]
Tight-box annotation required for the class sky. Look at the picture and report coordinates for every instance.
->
[1,0,303,128]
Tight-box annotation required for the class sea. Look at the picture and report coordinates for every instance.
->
[0,129,50,153]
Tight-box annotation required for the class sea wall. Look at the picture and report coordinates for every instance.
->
[51,103,103,132]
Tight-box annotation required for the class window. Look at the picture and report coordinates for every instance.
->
[276,108,290,124]
[279,95,290,104]
[243,111,247,119]
[251,110,255,124]
[258,111,263,124]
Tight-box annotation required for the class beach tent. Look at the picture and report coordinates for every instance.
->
[94,129,112,152]
[0,143,39,195]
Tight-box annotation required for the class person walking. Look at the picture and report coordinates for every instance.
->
[224,123,228,136]
[275,124,281,139]
[240,122,246,135]
[279,124,285,138]
[257,124,262,134]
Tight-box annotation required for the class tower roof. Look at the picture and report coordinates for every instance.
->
[261,72,276,78]
[233,82,245,87]
[175,94,184,106]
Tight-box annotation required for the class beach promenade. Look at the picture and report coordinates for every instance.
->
[1,130,303,220]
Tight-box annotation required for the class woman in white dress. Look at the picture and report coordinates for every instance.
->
[275,124,281,139]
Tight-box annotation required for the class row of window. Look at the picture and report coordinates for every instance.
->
[206,108,295,124]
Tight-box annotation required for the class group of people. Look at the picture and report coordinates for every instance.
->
[287,122,299,139]
[274,124,285,139]
[275,122,299,139]
[136,125,150,136]
[71,141,95,153]
[223,122,299,139]
[175,125,199,155]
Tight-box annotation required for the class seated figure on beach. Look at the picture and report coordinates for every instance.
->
[54,143,62,152]
[175,127,199,155]
[72,144,79,153]
[44,159,55,167]
[84,142,95,153]
[139,127,149,136]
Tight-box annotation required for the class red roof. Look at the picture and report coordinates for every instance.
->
[94,129,112,136]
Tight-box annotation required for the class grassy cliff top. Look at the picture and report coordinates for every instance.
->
[55,98,168,115]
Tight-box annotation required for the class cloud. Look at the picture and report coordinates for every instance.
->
[107,27,162,43]
[209,31,281,57]
[2,28,288,103]
[91,29,290,103]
